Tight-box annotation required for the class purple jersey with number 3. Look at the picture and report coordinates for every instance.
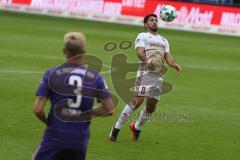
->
[36,63,110,143]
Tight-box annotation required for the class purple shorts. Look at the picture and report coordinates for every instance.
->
[32,135,88,160]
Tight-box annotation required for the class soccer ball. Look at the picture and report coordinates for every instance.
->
[160,5,177,22]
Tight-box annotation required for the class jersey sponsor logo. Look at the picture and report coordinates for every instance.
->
[148,42,161,47]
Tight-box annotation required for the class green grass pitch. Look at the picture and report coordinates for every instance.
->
[0,11,240,160]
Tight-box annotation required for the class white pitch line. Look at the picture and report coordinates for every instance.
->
[0,50,64,60]
[0,69,112,75]
[0,50,115,74]
[183,64,240,71]
[0,64,238,76]
[0,70,43,74]
[1,50,239,72]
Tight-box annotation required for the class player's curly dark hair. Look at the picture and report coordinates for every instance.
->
[143,14,157,24]
[143,14,158,31]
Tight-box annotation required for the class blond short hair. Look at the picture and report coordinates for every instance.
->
[64,32,86,56]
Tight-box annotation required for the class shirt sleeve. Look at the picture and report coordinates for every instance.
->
[36,69,51,98]
[164,39,170,53]
[135,33,145,49]
[96,75,111,100]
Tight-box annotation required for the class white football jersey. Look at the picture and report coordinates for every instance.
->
[134,32,170,78]
[134,32,169,99]
[135,32,170,57]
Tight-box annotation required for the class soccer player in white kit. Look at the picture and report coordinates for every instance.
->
[109,14,181,141]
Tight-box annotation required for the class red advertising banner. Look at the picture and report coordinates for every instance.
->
[12,0,31,5]
[120,0,240,28]
[1,0,240,36]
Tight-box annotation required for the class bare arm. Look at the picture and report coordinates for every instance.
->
[93,98,115,117]
[164,52,181,73]
[33,96,48,125]
[136,47,147,62]
[136,47,156,71]
[76,97,115,121]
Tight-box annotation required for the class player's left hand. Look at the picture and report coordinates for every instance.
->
[175,64,181,74]
[146,60,156,71]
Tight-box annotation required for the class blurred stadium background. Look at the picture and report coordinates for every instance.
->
[0,0,239,160]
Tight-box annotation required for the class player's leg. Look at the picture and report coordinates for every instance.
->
[53,140,88,160]
[32,137,59,160]
[135,97,158,129]
[115,96,145,129]
[109,96,144,141]
[53,149,86,160]
[130,71,162,140]
[54,149,78,160]
[130,97,158,140]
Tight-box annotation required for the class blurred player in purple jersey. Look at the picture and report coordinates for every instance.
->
[32,32,115,160]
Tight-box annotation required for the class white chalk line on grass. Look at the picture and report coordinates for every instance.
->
[0,50,64,60]
[0,50,116,74]
[0,63,239,76]
[0,69,112,75]
[0,70,43,74]
[183,64,240,71]
[0,50,239,72]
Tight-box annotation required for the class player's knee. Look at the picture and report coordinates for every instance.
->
[145,106,156,113]
[146,98,158,113]
[134,102,142,108]
[131,98,144,109]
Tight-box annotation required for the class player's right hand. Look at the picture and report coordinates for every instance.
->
[146,61,156,71]
[175,64,182,74]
